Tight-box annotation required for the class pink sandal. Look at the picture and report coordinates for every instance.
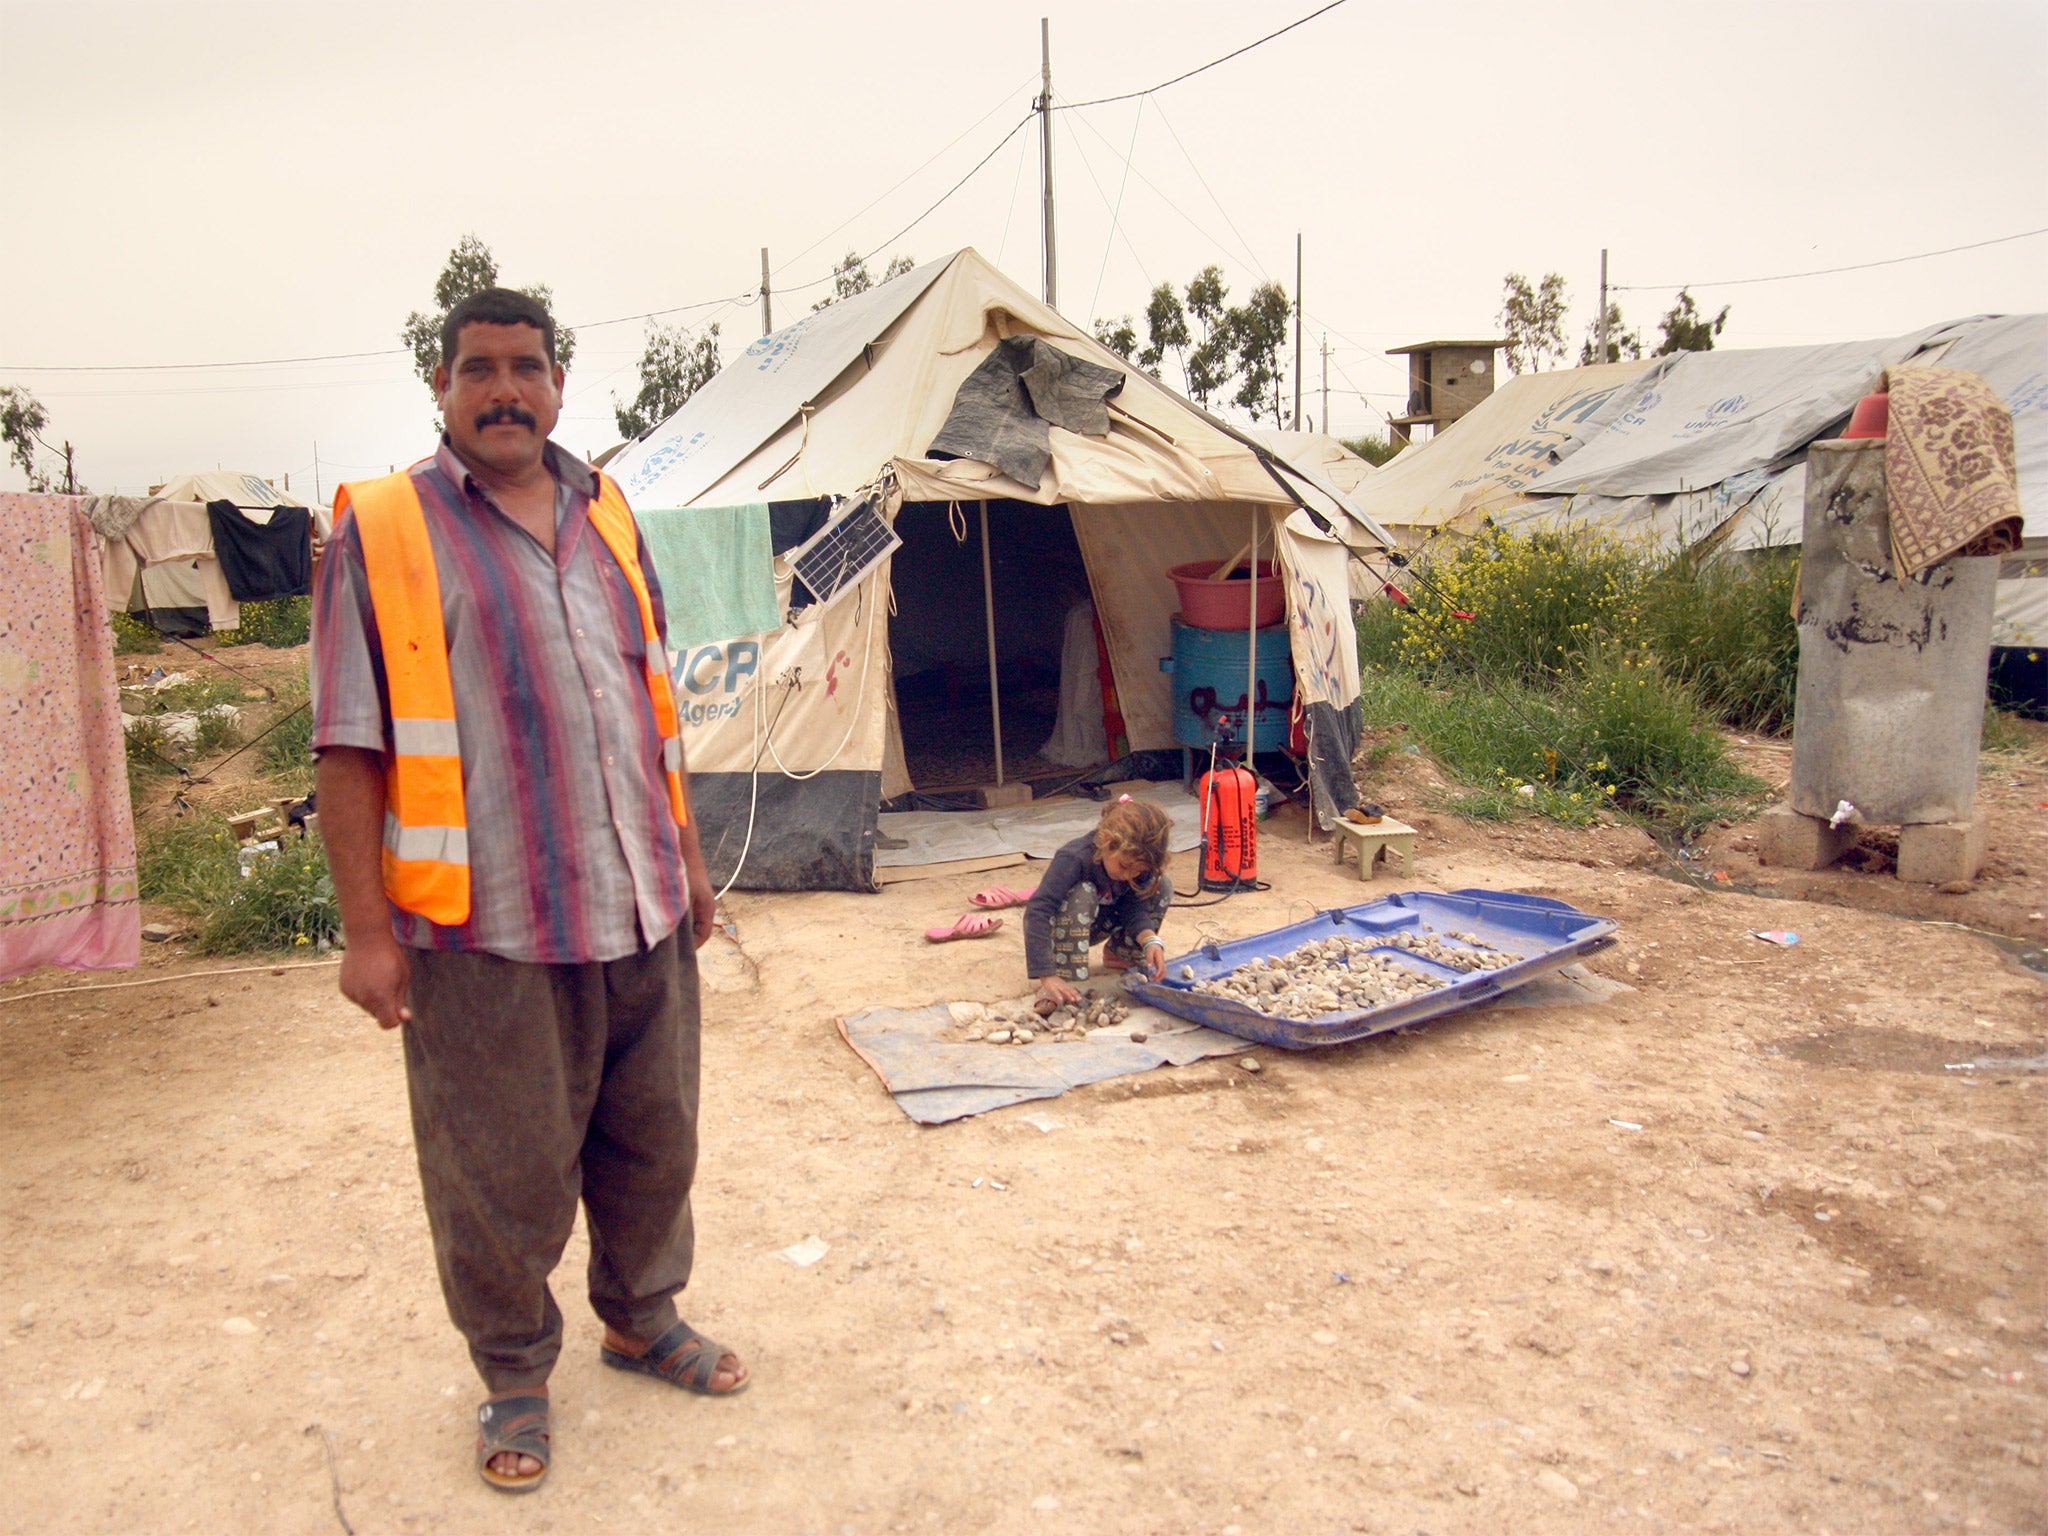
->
[969,885,1036,910]
[925,913,1004,943]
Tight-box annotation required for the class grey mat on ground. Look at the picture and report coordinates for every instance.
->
[875,784,1202,869]
[837,964,1630,1125]
[839,1002,1244,1124]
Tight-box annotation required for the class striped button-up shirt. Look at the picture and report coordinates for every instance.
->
[311,439,687,964]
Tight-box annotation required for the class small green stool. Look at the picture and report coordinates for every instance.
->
[1330,815,1416,880]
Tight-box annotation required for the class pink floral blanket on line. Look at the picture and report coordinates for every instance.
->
[0,493,139,978]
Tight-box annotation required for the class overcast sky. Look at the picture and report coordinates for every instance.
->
[2,0,2043,497]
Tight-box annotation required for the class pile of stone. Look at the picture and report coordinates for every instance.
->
[1183,929,1520,1021]
[1385,929,1519,973]
[947,993,1142,1046]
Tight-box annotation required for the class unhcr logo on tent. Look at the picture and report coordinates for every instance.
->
[668,640,761,725]
[624,431,710,497]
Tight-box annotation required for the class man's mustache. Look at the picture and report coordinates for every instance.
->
[474,404,539,432]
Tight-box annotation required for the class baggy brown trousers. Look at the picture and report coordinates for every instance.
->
[401,928,700,1392]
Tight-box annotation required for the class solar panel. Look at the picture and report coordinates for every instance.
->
[786,493,900,612]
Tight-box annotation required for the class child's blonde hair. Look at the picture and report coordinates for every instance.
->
[1094,797,1170,894]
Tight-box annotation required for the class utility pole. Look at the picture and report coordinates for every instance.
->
[1597,248,1609,365]
[1292,233,1304,430]
[760,248,774,337]
[63,441,74,495]
[313,442,322,507]
[1320,334,1330,438]
[1038,18,1057,308]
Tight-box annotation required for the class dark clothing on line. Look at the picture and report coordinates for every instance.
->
[206,499,313,601]
[402,928,701,1393]
[1023,831,1168,979]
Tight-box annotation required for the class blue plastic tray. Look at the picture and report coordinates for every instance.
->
[1125,888,1618,1050]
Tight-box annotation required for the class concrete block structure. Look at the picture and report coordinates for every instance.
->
[1386,339,1504,446]
[1756,803,1860,871]
[1895,818,1990,886]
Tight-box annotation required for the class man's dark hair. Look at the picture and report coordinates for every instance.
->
[440,287,557,367]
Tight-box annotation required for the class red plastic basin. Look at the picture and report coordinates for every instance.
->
[1170,560,1285,630]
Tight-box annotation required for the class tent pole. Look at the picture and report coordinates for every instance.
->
[980,502,1005,786]
[1293,232,1303,430]
[1039,18,1056,308]
[1246,510,1258,763]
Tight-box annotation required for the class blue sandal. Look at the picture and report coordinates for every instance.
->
[600,1320,750,1396]
[476,1393,550,1493]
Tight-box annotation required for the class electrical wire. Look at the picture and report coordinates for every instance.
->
[764,580,879,780]
[1053,0,1350,111]
[1610,226,2048,292]
[1088,99,1145,321]
[1057,108,1161,308]
[994,114,1035,272]
[3,90,1034,378]
[1146,97,1273,280]
[0,957,342,1007]
[839,114,1036,281]
[769,71,1040,286]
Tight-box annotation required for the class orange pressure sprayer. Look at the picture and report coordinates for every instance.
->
[1196,716,1258,892]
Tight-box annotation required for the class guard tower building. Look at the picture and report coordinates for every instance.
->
[1386,339,1505,447]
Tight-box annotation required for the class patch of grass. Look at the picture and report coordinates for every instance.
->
[215,596,310,649]
[148,675,245,713]
[137,814,238,908]
[121,675,246,771]
[123,718,185,788]
[1377,524,1646,683]
[197,837,339,954]
[1638,550,1798,733]
[257,681,316,792]
[1982,706,2040,757]
[109,611,160,654]
[135,812,339,953]
[1362,527,1801,734]
[1354,588,1410,670]
[1356,659,1762,835]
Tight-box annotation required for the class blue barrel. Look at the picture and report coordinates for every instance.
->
[1168,617,1292,750]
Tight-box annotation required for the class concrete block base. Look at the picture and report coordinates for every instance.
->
[1895,818,1988,885]
[1757,803,1859,871]
[972,781,1033,809]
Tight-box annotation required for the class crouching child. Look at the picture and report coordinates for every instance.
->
[1024,797,1173,1009]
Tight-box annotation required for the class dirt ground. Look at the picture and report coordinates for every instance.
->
[4,743,2045,1534]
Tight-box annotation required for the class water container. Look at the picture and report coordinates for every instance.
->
[1169,617,1293,751]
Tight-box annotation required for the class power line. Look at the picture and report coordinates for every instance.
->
[770,71,1039,286]
[2,290,752,376]
[844,114,1037,279]
[12,10,1349,382]
[1088,99,1146,320]
[1611,226,2048,292]
[1054,0,1349,111]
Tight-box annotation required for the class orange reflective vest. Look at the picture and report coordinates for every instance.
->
[337,467,687,927]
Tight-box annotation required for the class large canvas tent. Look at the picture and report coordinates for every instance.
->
[606,249,1391,891]
[1346,317,2045,650]
[152,470,317,515]
[1343,359,1656,549]
[1509,315,2046,647]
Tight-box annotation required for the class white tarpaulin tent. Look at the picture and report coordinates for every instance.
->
[1509,315,2045,646]
[1342,360,1656,548]
[606,248,1390,891]
[1521,322,1972,499]
[1248,431,1378,495]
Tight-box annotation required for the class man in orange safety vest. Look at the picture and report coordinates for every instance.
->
[312,288,747,1494]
